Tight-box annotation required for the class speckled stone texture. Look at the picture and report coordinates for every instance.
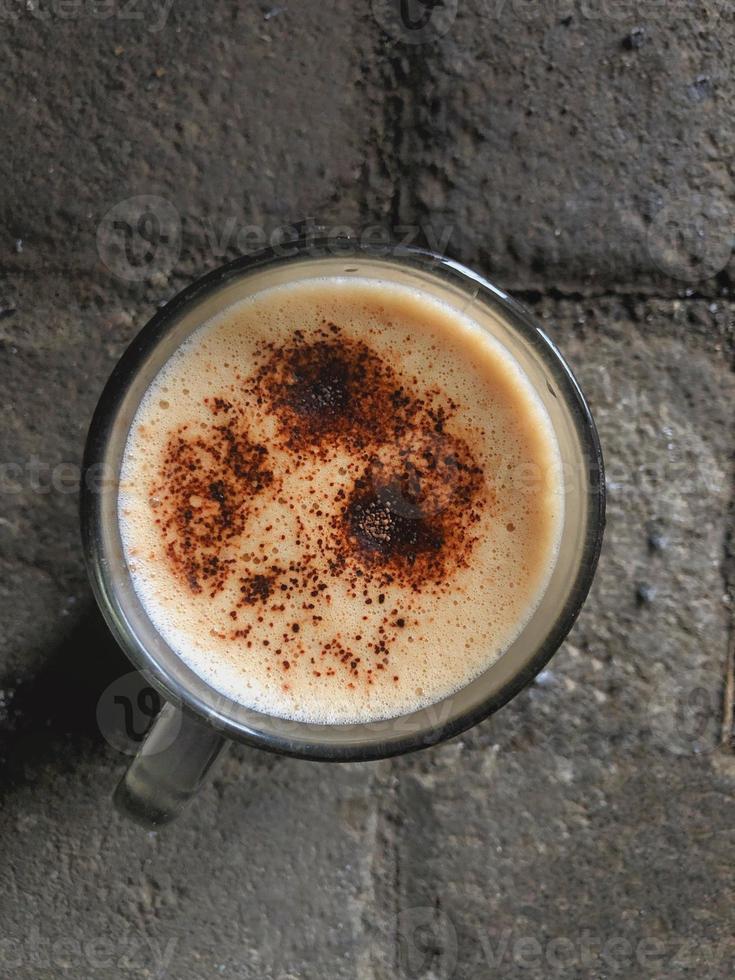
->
[0,2,733,978]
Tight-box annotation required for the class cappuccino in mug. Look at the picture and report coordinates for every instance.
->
[119,277,563,724]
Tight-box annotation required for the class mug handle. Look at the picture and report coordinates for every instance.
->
[114,701,229,828]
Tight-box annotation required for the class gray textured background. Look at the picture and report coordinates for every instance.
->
[1,2,734,978]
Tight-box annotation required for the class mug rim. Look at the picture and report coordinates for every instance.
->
[81,239,605,761]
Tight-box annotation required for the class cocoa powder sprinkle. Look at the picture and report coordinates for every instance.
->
[151,323,488,693]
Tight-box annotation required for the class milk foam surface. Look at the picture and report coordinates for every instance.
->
[119,277,563,724]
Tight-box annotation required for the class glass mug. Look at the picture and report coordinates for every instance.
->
[81,240,605,827]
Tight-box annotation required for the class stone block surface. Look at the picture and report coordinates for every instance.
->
[0,2,733,978]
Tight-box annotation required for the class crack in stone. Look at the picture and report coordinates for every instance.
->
[512,287,734,306]
[720,452,735,752]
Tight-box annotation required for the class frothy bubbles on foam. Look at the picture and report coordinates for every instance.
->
[118,277,563,725]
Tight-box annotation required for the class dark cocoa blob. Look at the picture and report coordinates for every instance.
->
[152,410,273,595]
[285,344,350,418]
[345,481,443,563]
[334,430,486,588]
[253,326,414,452]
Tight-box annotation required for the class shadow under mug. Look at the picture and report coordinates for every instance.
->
[81,241,605,827]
